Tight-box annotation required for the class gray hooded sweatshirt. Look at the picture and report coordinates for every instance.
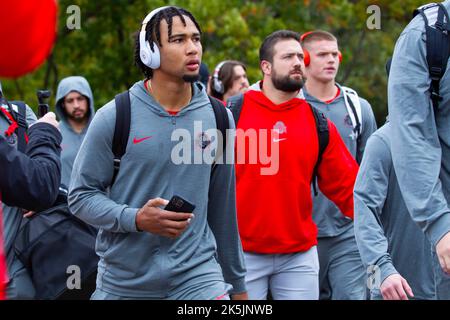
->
[304,84,377,237]
[388,1,450,249]
[55,76,95,187]
[354,123,435,300]
[68,80,246,298]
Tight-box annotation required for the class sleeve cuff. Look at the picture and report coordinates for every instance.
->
[28,122,62,144]
[228,277,247,295]
[119,207,140,233]
[427,213,450,248]
[378,261,399,286]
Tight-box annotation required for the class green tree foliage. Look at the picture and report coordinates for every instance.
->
[1,0,426,124]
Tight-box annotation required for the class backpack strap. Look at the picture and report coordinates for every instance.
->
[310,104,330,196]
[415,2,450,113]
[12,101,28,153]
[341,87,363,163]
[226,93,244,125]
[112,91,131,185]
[342,86,362,139]
[1,100,28,152]
[208,96,229,169]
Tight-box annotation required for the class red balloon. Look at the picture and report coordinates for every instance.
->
[0,0,58,78]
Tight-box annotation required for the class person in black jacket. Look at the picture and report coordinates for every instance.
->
[1,84,62,299]
[0,113,62,210]
[1,111,62,299]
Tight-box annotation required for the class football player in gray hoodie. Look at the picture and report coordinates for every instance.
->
[68,6,247,300]
[388,1,450,299]
[354,122,435,300]
[55,76,95,188]
[301,30,377,300]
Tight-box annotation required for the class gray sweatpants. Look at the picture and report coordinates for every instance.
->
[244,246,320,300]
[317,226,367,300]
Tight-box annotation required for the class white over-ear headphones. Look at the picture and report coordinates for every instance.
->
[212,61,230,94]
[139,6,172,69]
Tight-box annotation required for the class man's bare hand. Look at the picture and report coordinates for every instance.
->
[23,210,35,218]
[380,273,414,300]
[135,197,194,239]
[34,112,59,129]
[231,292,248,300]
[436,231,450,274]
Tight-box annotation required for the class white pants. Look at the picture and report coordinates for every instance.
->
[244,246,320,300]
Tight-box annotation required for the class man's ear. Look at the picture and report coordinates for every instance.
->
[261,60,271,76]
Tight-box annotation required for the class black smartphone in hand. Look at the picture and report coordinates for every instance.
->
[164,195,196,213]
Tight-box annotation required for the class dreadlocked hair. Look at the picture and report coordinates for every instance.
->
[134,6,202,79]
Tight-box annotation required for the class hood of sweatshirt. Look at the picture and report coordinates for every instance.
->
[55,76,95,132]
[302,82,347,106]
[249,80,305,99]
[130,80,210,117]
[246,81,306,112]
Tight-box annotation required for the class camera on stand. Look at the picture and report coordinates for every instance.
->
[36,89,51,118]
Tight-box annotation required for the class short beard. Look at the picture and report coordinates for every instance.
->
[66,108,89,123]
[272,73,305,92]
[68,113,88,123]
[182,74,200,83]
[271,65,306,92]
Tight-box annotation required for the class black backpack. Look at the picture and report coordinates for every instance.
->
[226,93,329,196]
[413,2,450,112]
[111,87,229,184]
[14,188,98,300]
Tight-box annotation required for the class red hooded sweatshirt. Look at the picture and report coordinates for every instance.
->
[0,197,7,300]
[235,90,358,254]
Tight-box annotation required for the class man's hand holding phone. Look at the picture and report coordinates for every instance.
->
[135,197,195,239]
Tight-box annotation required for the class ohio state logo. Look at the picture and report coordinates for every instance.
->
[195,132,212,150]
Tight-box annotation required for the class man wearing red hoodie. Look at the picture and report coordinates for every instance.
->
[232,30,358,300]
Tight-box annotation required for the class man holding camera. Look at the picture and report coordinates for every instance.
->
[1,82,62,299]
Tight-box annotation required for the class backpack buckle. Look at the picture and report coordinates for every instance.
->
[430,66,443,79]
[435,20,444,31]
[113,158,121,170]
[16,115,28,129]
[431,91,443,102]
